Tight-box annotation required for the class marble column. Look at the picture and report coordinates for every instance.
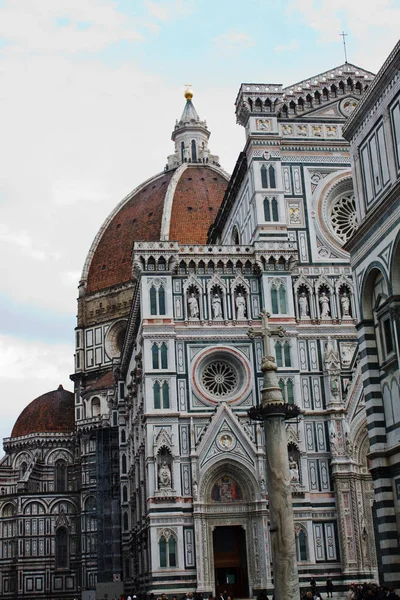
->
[249,311,300,599]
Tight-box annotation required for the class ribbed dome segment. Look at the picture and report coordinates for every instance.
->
[84,165,228,294]
[169,166,228,244]
[86,170,174,293]
[11,385,74,438]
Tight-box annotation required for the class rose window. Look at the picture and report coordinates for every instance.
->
[192,347,251,405]
[330,194,358,243]
[201,361,237,397]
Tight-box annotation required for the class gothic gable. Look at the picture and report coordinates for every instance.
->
[196,403,257,470]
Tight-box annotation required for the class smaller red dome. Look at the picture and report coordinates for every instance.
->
[11,385,75,438]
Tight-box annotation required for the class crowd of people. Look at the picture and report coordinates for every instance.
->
[117,584,400,600]
[344,583,399,599]
[300,579,400,600]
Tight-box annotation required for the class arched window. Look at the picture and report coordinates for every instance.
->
[232,227,240,245]
[56,527,68,569]
[55,460,67,492]
[158,286,166,315]
[162,382,170,409]
[150,284,166,316]
[287,379,294,405]
[276,341,291,367]
[271,281,287,315]
[121,454,127,474]
[123,512,129,530]
[158,256,166,271]
[271,287,279,314]
[84,496,97,532]
[161,343,168,369]
[169,535,177,566]
[296,529,308,561]
[269,165,276,188]
[121,429,126,443]
[191,140,197,161]
[261,164,268,188]
[272,197,279,221]
[152,343,159,369]
[159,536,167,567]
[279,285,287,313]
[284,341,291,367]
[150,286,157,315]
[279,378,294,404]
[181,141,185,162]
[123,486,128,502]
[92,397,100,417]
[275,342,283,367]
[159,533,177,568]
[154,382,161,409]
[264,198,271,221]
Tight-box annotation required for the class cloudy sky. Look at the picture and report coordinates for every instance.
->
[0,0,399,451]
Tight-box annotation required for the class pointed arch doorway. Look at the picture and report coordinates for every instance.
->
[194,462,270,596]
[213,525,249,598]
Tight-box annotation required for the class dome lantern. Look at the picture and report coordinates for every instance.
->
[167,87,220,170]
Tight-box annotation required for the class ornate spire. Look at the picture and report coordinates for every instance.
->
[166,88,220,170]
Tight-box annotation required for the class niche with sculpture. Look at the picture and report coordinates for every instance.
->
[157,447,173,491]
[288,443,301,485]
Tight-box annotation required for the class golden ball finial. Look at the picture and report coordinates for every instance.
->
[184,85,193,100]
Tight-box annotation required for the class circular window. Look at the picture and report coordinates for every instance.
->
[192,347,250,405]
[201,361,237,397]
[330,193,357,243]
[104,319,127,359]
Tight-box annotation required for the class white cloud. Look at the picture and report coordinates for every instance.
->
[275,39,299,53]
[0,335,73,455]
[214,30,255,56]
[145,0,193,22]
[287,0,400,71]
[0,225,48,261]
[0,0,143,54]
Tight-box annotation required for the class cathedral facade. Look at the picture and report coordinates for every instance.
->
[0,57,394,599]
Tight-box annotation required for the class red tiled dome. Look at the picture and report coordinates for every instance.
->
[11,385,74,438]
[84,164,228,293]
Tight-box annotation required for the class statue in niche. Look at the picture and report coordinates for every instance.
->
[345,432,354,457]
[329,432,338,455]
[289,456,300,482]
[235,292,246,319]
[158,461,171,488]
[319,291,330,317]
[188,293,199,318]
[299,291,309,317]
[341,291,351,317]
[212,293,222,319]
[331,375,340,395]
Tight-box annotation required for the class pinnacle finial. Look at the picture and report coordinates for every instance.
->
[184,84,193,100]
